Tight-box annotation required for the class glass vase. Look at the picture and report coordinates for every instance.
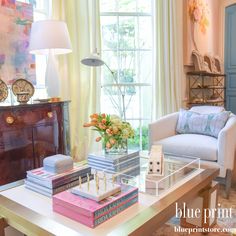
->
[104,138,128,155]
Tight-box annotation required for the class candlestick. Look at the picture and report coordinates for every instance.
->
[112,175,115,187]
[79,176,82,188]
[96,174,99,194]
[87,173,90,191]
[104,173,107,191]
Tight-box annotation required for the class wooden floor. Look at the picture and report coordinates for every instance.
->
[153,184,236,236]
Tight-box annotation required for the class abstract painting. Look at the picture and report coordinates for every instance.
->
[0,0,36,85]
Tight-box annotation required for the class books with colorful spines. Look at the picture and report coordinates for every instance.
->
[26,172,85,189]
[25,174,92,197]
[53,184,138,228]
[26,161,90,188]
[88,150,139,165]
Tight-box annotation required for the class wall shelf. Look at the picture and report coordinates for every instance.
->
[187,71,226,108]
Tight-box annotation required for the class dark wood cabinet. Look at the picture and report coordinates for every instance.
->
[0,101,70,185]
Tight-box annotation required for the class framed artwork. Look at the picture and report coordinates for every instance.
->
[0,0,36,85]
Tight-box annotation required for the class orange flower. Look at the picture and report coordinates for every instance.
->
[106,142,111,149]
[101,119,106,124]
[106,129,112,134]
[110,138,116,145]
[95,137,102,142]
[91,118,98,123]
[113,126,118,134]
[90,113,99,119]
[83,123,92,127]
[99,124,106,130]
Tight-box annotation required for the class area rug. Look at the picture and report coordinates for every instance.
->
[152,185,236,236]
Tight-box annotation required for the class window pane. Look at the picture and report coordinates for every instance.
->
[33,12,47,20]
[139,16,152,49]
[101,16,118,50]
[118,17,135,49]
[118,0,136,12]
[100,0,117,12]
[139,51,152,83]
[138,0,152,13]
[119,51,136,83]
[102,50,118,82]
[141,86,152,118]
[128,121,141,149]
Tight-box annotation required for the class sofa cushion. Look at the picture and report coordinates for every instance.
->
[176,109,230,138]
[154,134,217,161]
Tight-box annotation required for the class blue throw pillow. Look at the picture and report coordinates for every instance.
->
[176,109,230,138]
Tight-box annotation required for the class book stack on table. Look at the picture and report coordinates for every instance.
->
[87,150,140,175]
[53,184,138,228]
[25,156,91,197]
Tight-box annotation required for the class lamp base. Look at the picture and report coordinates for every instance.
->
[45,50,60,98]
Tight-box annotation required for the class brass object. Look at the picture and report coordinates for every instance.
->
[16,92,30,104]
[104,173,107,191]
[12,79,35,97]
[79,176,82,189]
[47,112,53,118]
[87,173,90,191]
[112,175,115,187]
[6,116,14,124]
[96,174,99,194]
[50,97,60,102]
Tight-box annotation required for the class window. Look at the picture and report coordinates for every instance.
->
[100,0,154,150]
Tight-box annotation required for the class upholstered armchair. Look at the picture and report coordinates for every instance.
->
[149,106,236,198]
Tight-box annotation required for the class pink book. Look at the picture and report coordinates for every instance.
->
[53,185,138,226]
[53,194,138,228]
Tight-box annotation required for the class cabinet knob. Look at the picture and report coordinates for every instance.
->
[6,116,14,124]
[47,112,53,118]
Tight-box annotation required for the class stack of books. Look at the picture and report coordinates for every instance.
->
[25,161,91,197]
[87,150,140,174]
[53,184,138,228]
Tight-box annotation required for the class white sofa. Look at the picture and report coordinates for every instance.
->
[149,106,236,198]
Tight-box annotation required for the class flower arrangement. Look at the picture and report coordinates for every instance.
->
[83,113,134,154]
[188,0,209,34]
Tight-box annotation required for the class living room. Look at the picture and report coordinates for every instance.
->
[0,0,236,235]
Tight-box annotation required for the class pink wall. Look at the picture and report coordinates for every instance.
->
[184,0,221,65]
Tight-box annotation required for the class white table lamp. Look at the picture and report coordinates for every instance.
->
[29,20,72,98]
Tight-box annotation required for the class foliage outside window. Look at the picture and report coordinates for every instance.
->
[100,0,154,150]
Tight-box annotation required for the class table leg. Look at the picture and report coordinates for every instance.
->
[0,217,8,236]
[180,181,219,228]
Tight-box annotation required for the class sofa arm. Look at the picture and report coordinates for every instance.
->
[217,115,236,171]
[149,112,179,149]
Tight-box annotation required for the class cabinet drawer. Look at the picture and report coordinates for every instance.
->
[0,104,62,131]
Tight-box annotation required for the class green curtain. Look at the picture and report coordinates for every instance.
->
[153,0,184,118]
[52,0,101,160]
